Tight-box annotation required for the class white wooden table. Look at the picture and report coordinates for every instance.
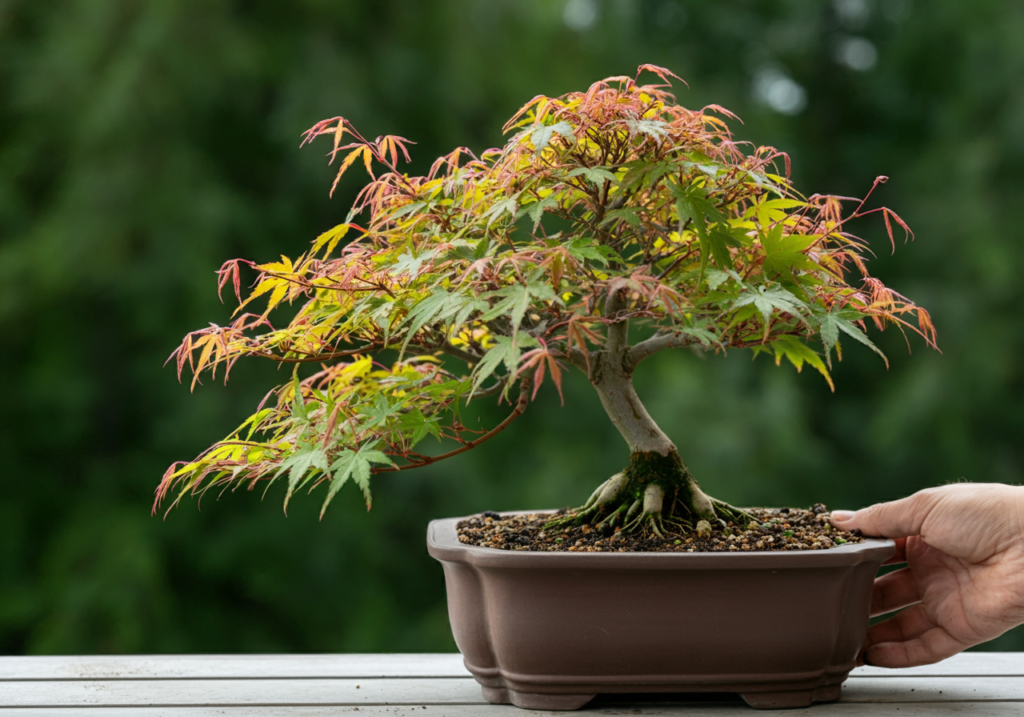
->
[1,652,1021,714]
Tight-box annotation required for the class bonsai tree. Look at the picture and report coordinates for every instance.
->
[157,66,935,536]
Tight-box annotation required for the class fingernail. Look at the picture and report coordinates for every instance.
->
[831,510,856,522]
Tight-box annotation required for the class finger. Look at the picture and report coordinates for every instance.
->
[865,603,935,647]
[831,489,943,539]
[865,626,969,669]
[870,567,920,617]
[881,537,908,566]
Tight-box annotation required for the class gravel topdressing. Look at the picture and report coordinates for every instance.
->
[456,504,865,553]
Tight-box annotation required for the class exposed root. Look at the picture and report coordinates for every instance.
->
[712,498,757,527]
[622,484,669,537]
[580,480,606,511]
[643,483,665,514]
[549,452,757,537]
[597,503,628,529]
[624,499,641,523]
[544,472,627,530]
[551,485,755,538]
[624,510,667,538]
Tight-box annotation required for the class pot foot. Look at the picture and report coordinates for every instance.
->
[508,690,595,710]
[480,686,510,704]
[813,683,842,703]
[740,690,815,709]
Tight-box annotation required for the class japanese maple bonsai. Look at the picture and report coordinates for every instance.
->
[157,65,935,537]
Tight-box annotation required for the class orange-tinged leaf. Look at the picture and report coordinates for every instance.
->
[191,336,216,391]
[217,260,243,304]
[546,355,564,405]
[333,121,346,152]
[502,94,547,133]
[174,334,193,380]
[531,358,545,400]
[379,136,398,167]
[635,63,686,88]
[331,146,368,196]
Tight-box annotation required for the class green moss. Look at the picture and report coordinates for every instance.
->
[622,450,690,499]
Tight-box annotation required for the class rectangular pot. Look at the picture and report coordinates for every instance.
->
[427,515,894,710]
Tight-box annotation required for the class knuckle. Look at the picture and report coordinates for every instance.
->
[914,486,945,502]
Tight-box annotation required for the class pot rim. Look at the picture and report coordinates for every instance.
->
[427,513,895,570]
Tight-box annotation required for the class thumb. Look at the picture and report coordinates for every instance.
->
[831,490,939,539]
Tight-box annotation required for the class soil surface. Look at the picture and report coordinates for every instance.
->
[457,504,864,553]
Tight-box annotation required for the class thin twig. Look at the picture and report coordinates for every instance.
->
[373,377,531,473]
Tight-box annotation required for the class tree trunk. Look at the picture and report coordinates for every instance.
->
[591,351,676,455]
[587,351,718,526]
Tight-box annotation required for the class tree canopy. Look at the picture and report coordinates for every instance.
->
[158,67,934,520]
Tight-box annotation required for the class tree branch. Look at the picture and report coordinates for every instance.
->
[654,218,694,280]
[252,347,377,363]
[373,377,531,474]
[438,341,482,366]
[625,332,704,371]
[565,346,592,373]
[468,380,505,400]
[604,279,630,359]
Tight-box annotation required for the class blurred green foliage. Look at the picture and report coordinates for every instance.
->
[2,0,1022,655]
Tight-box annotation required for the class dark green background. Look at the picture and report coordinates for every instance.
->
[3,0,1022,654]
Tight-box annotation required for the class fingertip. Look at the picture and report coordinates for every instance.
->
[863,640,927,670]
[830,509,856,526]
[862,641,891,667]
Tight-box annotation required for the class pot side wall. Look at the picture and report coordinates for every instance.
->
[428,516,894,709]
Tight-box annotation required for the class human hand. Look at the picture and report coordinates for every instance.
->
[831,483,1024,668]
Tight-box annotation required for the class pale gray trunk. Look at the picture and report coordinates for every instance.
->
[591,352,675,456]
[561,285,730,528]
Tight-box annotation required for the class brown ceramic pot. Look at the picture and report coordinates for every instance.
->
[427,514,893,711]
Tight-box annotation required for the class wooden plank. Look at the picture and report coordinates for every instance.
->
[2,676,1021,709]
[852,651,1024,677]
[842,676,1024,702]
[1,702,1021,715]
[2,653,1022,714]
[0,677,483,707]
[3,651,1018,681]
[0,706,746,716]
[0,654,471,681]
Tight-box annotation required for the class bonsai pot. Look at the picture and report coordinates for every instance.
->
[427,515,894,711]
